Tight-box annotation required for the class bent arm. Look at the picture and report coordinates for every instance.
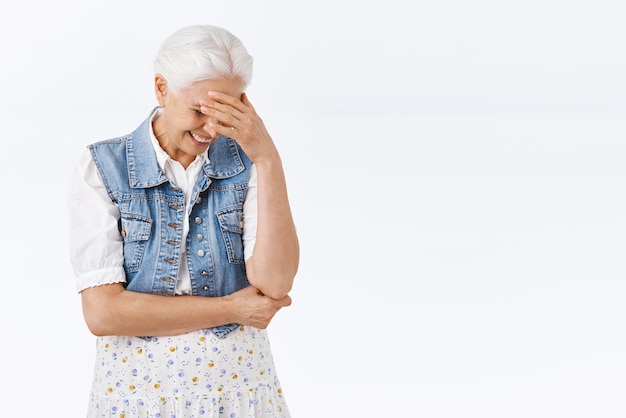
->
[81,283,291,337]
[68,148,291,338]
[245,154,299,299]
[178,91,300,299]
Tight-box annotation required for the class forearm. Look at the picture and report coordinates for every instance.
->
[81,283,235,337]
[246,155,299,299]
[199,91,299,298]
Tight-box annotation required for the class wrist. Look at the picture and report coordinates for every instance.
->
[219,294,238,324]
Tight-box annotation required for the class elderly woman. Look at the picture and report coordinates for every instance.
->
[68,25,299,417]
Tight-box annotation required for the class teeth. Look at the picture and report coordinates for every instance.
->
[190,131,212,144]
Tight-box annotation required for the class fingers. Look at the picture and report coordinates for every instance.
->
[200,91,254,121]
[207,90,248,113]
[199,90,271,164]
[199,93,250,137]
[227,286,291,329]
[254,288,292,309]
[199,101,240,129]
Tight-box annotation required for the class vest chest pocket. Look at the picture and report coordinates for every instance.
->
[120,212,152,272]
[216,205,245,264]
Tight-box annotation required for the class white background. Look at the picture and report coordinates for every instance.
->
[1,1,625,417]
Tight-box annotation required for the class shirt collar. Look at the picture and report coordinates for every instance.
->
[125,107,245,188]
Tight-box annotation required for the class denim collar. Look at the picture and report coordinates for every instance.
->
[126,107,246,188]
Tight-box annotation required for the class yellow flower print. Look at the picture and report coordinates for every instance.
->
[169,346,176,352]
[277,388,283,394]
[239,326,244,331]
[154,383,160,389]
[122,358,127,363]
[192,376,199,383]
[259,370,265,376]
[232,374,238,380]
[208,362,214,368]
[217,386,223,392]
[248,349,254,355]
[199,336,205,342]
[105,343,110,349]
[106,387,113,393]
[120,414,125,418]
[137,348,143,354]
[238,356,243,361]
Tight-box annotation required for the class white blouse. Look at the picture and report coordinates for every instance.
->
[67,110,257,294]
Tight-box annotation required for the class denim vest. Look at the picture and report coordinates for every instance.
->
[88,110,252,338]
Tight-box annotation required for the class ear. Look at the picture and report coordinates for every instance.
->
[154,74,168,107]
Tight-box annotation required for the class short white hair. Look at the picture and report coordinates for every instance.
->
[154,25,253,92]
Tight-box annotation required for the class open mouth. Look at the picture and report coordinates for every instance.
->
[190,131,213,144]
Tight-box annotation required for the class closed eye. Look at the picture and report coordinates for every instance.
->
[194,109,203,116]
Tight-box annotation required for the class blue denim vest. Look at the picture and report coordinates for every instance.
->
[88,110,252,338]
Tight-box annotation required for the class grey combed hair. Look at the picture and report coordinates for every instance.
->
[153,25,253,92]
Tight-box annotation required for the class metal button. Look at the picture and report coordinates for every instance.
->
[203,286,209,291]
[197,250,205,257]
[201,270,208,276]
[196,234,203,241]
[195,217,202,224]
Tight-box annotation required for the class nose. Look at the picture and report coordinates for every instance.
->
[204,118,218,138]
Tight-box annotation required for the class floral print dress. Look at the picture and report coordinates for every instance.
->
[87,326,290,417]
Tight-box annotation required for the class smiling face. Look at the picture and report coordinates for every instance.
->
[152,75,244,168]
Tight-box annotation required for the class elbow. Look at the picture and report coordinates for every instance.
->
[83,311,111,337]
[246,254,299,299]
[81,288,119,337]
[82,300,118,336]
[87,325,108,338]
[247,271,295,300]
[260,281,293,300]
